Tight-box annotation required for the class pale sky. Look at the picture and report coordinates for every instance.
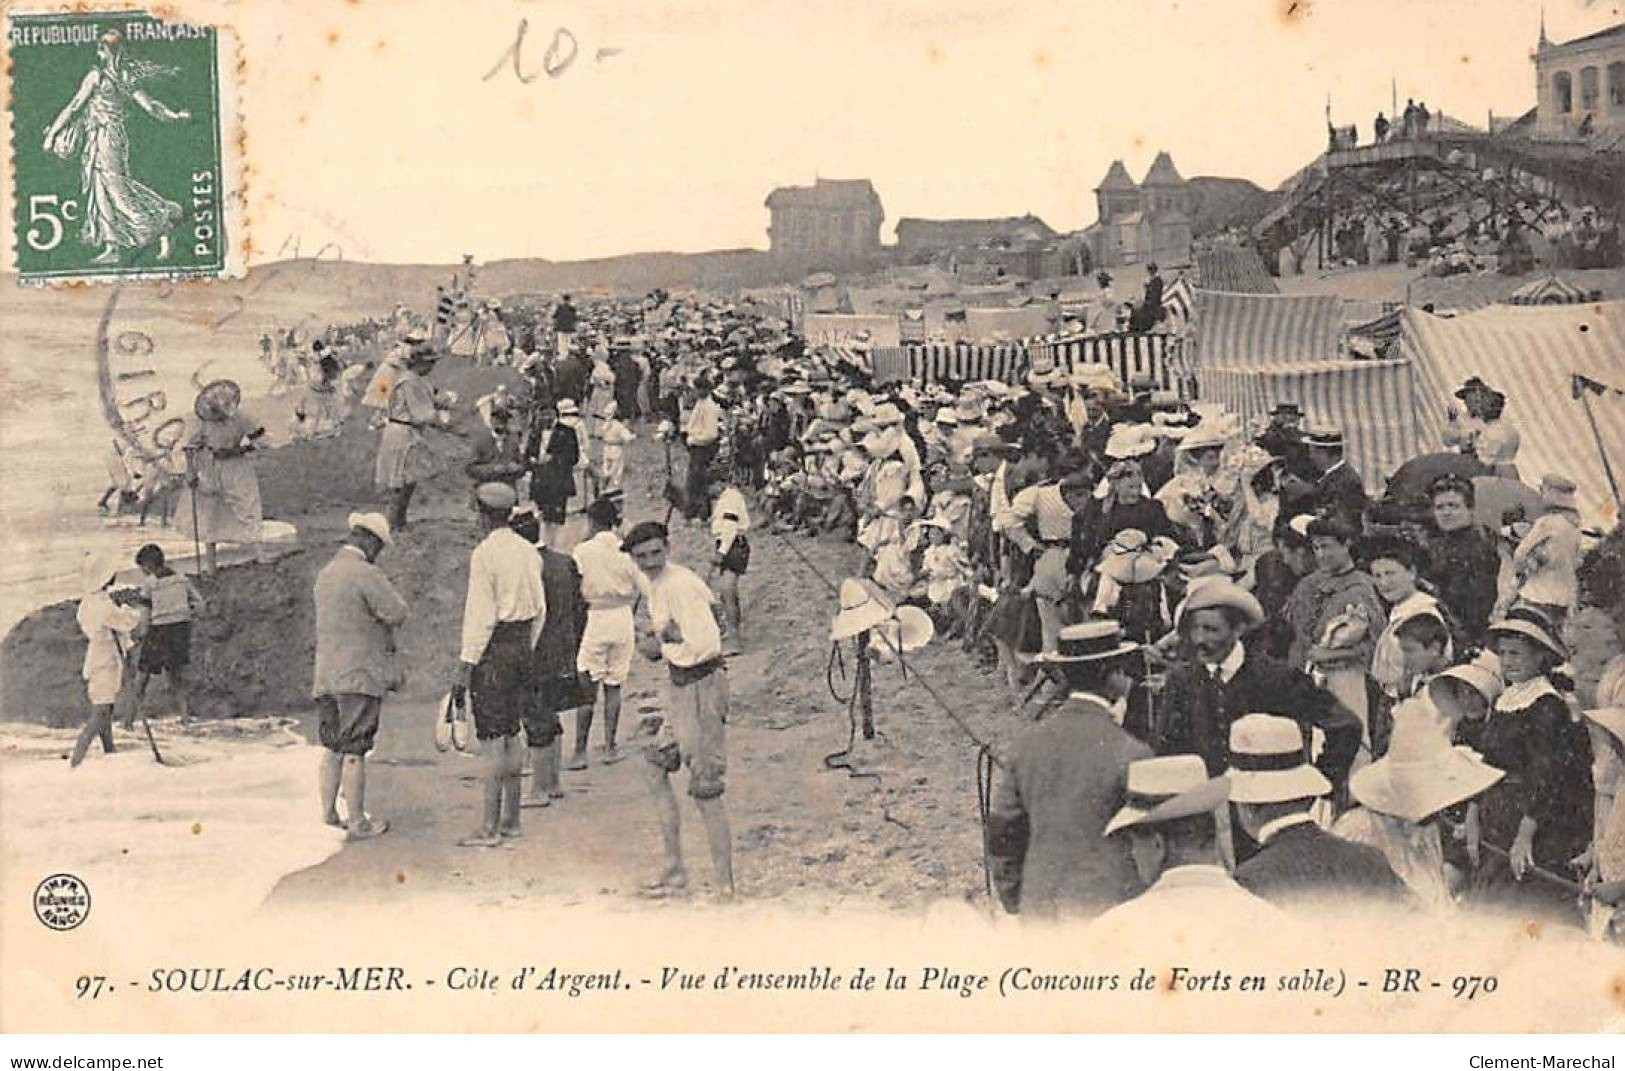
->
[5,0,1619,265]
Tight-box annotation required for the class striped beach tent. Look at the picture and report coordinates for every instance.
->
[1201,360,1422,494]
[1194,290,1341,368]
[1161,276,1195,331]
[1403,301,1625,525]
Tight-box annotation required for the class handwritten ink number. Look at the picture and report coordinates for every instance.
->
[485,20,605,83]
[74,975,108,1000]
[115,331,154,359]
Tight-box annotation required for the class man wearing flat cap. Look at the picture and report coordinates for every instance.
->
[986,620,1152,917]
[1226,714,1407,909]
[312,512,409,840]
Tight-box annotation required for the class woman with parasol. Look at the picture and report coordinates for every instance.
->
[178,380,265,575]
[41,29,191,265]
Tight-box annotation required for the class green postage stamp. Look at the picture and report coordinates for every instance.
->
[7,8,243,283]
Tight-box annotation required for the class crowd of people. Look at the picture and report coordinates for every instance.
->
[67,285,1625,932]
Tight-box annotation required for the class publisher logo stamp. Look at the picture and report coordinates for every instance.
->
[34,873,91,931]
[7,9,235,282]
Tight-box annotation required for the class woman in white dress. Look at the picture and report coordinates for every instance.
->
[41,29,190,265]
[177,383,265,575]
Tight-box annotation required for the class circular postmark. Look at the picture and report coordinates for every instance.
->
[33,873,91,931]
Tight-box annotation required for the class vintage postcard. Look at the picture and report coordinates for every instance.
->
[2,0,1624,1038]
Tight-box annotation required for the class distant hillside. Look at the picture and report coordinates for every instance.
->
[1186,176,1278,237]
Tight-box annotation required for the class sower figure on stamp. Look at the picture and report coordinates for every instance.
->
[41,29,190,265]
[311,513,407,839]
[452,483,546,847]
[625,521,735,900]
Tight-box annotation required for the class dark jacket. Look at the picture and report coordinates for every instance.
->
[1314,463,1368,526]
[1424,524,1499,646]
[553,355,589,403]
[527,423,579,508]
[1152,646,1363,789]
[535,547,589,675]
[986,697,1152,917]
[1234,821,1409,907]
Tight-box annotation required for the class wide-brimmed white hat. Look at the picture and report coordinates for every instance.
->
[830,578,896,641]
[1105,424,1157,459]
[1350,715,1503,822]
[1488,607,1569,662]
[870,403,904,427]
[347,511,392,545]
[1587,707,1625,751]
[1098,529,1173,584]
[1105,755,1230,836]
[1427,650,1504,709]
[1176,424,1229,453]
[1175,577,1262,630]
[1224,713,1332,803]
[870,605,935,658]
[80,549,125,595]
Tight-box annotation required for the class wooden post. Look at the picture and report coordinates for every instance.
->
[854,631,875,740]
[1579,388,1625,520]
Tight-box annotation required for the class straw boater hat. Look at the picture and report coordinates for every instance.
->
[1224,713,1331,803]
[1487,607,1569,661]
[1038,619,1140,664]
[1349,714,1504,822]
[556,398,580,416]
[934,409,960,427]
[1104,755,1231,837]
[954,396,986,422]
[1175,578,1264,630]
[348,512,392,545]
[870,403,904,427]
[1302,422,1345,449]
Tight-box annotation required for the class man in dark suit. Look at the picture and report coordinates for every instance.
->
[1227,714,1408,908]
[1304,423,1367,527]
[987,620,1153,918]
[1149,580,1362,793]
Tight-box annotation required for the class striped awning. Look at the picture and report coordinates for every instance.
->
[1502,275,1592,306]
[868,342,1032,385]
[1195,247,1279,295]
[1403,301,1625,525]
[1195,290,1341,368]
[1201,360,1421,494]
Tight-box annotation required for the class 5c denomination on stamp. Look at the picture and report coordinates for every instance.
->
[7,8,243,283]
